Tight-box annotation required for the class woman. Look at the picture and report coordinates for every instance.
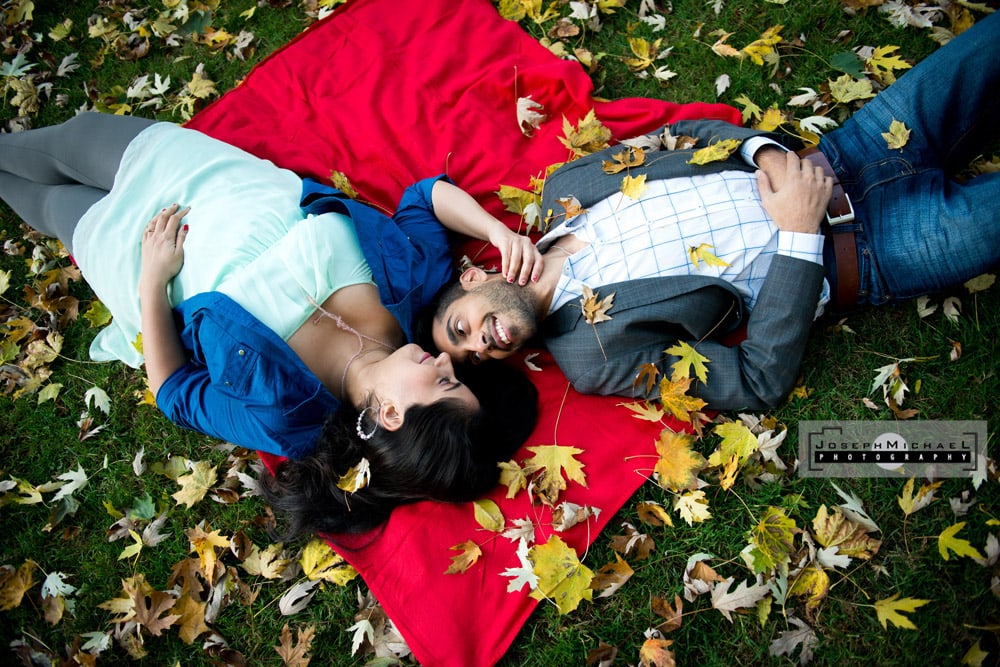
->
[0,113,540,534]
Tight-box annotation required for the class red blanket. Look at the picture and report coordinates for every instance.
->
[187,1,740,664]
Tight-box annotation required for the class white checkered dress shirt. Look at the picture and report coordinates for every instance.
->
[539,138,828,315]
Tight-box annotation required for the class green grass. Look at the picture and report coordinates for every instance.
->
[2,0,998,665]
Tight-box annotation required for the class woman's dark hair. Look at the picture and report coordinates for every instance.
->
[259,360,538,538]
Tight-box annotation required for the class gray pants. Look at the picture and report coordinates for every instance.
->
[0,113,157,254]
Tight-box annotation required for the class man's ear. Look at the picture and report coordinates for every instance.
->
[377,401,404,433]
[458,266,491,289]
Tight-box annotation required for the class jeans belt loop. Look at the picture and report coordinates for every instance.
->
[796,147,860,311]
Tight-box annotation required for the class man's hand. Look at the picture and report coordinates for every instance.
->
[756,151,832,235]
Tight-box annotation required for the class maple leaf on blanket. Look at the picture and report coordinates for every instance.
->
[522,444,588,506]
[516,96,547,136]
[528,535,594,614]
[559,109,611,157]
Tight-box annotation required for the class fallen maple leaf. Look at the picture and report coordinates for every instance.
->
[0,561,38,611]
[559,109,611,156]
[882,119,910,150]
[336,457,370,493]
[674,490,712,525]
[187,524,230,583]
[601,146,646,174]
[653,429,706,492]
[897,477,941,516]
[938,522,985,561]
[688,243,730,271]
[580,285,615,324]
[664,340,710,383]
[445,540,482,574]
[651,594,684,633]
[498,459,527,499]
[618,399,665,422]
[866,44,912,84]
[788,565,830,620]
[657,375,708,423]
[639,637,675,667]
[275,623,315,667]
[172,460,218,508]
[299,539,357,585]
[748,506,798,574]
[873,593,930,630]
[528,535,594,614]
[620,173,648,199]
[688,138,742,165]
[711,576,770,622]
[590,553,633,598]
[636,501,673,527]
[768,616,818,664]
[812,504,881,560]
[242,542,290,580]
[522,444,587,505]
[517,95,547,136]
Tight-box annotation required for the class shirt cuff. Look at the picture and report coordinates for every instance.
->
[741,136,788,167]
[777,230,824,266]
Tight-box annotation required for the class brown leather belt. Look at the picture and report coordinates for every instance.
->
[797,147,859,312]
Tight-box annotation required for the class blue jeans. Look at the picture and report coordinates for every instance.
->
[819,11,1000,305]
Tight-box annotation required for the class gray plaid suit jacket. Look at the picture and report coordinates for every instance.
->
[538,120,824,410]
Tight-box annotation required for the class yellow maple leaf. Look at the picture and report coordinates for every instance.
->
[618,399,664,422]
[754,106,786,132]
[241,542,289,579]
[624,36,662,71]
[620,173,647,199]
[329,170,358,199]
[174,594,211,645]
[674,489,712,525]
[580,285,615,324]
[522,444,588,505]
[172,460,218,508]
[445,540,482,575]
[601,146,646,174]
[688,243,730,271]
[938,522,985,561]
[639,638,675,667]
[749,506,799,574]
[0,561,38,611]
[186,525,230,581]
[117,529,144,562]
[897,477,941,516]
[498,459,527,499]
[528,535,594,614]
[299,539,357,585]
[866,45,912,84]
[474,498,505,533]
[83,299,112,328]
[788,564,830,615]
[559,109,612,157]
[874,593,930,630]
[734,94,762,123]
[741,25,783,66]
[709,421,759,468]
[829,74,876,104]
[688,138,742,165]
[665,341,711,383]
[882,119,911,150]
[658,375,708,423]
[336,457,370,493]
[653,429,706,492]
[636,501,673,527]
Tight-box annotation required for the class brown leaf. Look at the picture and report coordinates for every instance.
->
[609,522,654,560]
[651,594,684,633]
[639,638,675,667]
[581,285,615,324]
[131,586,181,637]
[590,554,634,598]
[444,540,482,575]
[275,623,315,667]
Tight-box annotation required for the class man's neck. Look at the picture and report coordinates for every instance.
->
[532,233,589,320]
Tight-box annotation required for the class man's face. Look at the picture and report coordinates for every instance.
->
[433,277,538,364]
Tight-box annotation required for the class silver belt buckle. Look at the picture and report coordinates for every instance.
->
[826,193,855,225]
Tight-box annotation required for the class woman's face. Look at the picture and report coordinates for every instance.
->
[369,344,479,417]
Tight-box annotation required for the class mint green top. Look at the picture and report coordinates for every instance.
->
[72,123,372,368]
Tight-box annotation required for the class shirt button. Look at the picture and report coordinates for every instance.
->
[238,349,245,356]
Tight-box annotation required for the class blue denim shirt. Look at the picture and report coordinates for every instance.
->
[156,177,454,458]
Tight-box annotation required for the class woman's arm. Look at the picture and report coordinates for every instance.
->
[429,180,543,286]
[139,204,190,396]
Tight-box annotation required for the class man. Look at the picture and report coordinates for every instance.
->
[428,12,1000,411]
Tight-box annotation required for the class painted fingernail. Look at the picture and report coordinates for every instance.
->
[182,224,189,231]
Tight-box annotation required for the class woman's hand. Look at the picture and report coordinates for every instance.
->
[489,225,543,286]
[756,151,831,235]
[140,204,190,290]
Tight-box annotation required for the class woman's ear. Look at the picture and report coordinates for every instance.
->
[377,401,405,432]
